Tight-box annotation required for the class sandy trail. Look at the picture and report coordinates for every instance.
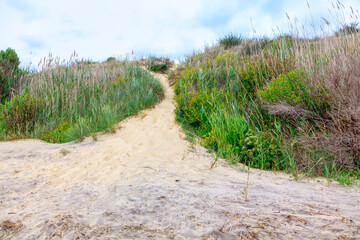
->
[0,72,360,239]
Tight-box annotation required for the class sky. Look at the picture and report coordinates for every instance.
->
[1,0,360,67]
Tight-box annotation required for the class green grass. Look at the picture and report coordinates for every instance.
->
[0,58,164,143]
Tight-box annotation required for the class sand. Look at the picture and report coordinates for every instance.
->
[0,72,360,239]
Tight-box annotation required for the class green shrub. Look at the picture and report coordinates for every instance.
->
[0,91,41,133]
[148,64,168,73]
[106,57,116,62]
[218,33,243,50]
[40,121,71,143]
[0,48,20,102]
[258,68,310,104]
[181,91,212,130]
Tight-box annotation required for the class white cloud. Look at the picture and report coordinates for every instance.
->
[0,0,359,67]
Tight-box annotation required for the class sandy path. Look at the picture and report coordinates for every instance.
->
[0,72,360,239]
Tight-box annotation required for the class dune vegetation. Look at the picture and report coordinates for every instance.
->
[1,4,359,185]
[0,52,164,143]
[172,16,360,183]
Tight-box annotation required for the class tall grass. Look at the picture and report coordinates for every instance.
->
[0,54,164,142]
[174,4,360,183]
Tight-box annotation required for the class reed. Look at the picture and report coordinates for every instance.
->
[0,54,164,143]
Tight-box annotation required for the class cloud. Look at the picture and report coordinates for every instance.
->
[1,0,360,67]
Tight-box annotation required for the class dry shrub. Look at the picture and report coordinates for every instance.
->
[138,57,174,69]
[313,54,360,168]
[259,30,360,171]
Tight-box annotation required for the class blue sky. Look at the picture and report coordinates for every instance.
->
[1,0,359,67]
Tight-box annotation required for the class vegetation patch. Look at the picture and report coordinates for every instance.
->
[0,54,164,143]
[218,33,243,50]
[173,14,360,183]
[149,64,168,73]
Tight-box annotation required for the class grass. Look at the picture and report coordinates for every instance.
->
[0,55,164,143]
[173,4,360,184]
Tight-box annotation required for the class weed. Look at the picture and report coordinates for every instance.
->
[60,148,70,156]
[243,164,251,202]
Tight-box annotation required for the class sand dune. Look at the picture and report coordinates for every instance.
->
[0,73,359,239]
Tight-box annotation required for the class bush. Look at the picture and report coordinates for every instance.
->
[148,64,168,73]
[0,91,41,133]
[218,33,243,50]
[181,91,213,130]
[258,68,310,105]
[40,121,71,143]
[0,48,20,102]
[106,57,116,62]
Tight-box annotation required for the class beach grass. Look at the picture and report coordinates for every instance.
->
[0,54,164,143]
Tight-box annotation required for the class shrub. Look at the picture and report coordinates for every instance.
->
[218,33,243,50]
[40,121,71,143]
[0,91,41,133]
[148,64,168,73]
[0,48,20,102]
[106,57,116,62]
[145,57,173,73]
[258,68,311,105]
[181,91,212,130]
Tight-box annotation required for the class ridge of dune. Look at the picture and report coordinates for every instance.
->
[0,72,359,239]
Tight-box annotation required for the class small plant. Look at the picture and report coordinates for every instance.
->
[218,33,243,50]
[60,148,70,156]
[242,164,251,202]
[0,91,41,133]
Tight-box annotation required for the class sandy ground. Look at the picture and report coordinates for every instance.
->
[0,72,360,240]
